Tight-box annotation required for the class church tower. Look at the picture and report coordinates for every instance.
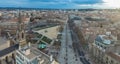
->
[17,10,27,46]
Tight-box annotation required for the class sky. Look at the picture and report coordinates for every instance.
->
[0,0,120,9]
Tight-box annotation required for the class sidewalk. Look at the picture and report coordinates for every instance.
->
[57,23,83,64]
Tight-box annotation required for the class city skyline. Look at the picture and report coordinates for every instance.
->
[0,0,120,9]
[0,6,120,64]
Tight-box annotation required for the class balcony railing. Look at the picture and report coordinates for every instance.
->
[0,44,19,57]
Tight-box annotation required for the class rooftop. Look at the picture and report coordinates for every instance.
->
[107,52,120,62]
[0,44,19,57]
[95,35,114,45]
[0,37,7,45]
[0,37,10,50]
[25,47,48,60]
[19,45,50,63]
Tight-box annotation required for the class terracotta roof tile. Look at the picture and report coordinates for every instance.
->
[107,52,120,62]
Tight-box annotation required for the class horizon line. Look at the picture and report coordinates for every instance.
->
[0,7,119,10]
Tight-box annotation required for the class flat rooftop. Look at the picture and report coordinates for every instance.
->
[19,46,50,63]
[0,37,10,50]
[25,47,42,60]
[0,37,7,45]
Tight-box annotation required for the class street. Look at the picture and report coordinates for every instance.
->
[68,16,91,64]
[58,22,82,64]
[71,29,90,64]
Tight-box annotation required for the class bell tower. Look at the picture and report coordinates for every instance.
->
[17,10,27,46]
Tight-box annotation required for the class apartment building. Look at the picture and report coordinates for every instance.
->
[91,34,120,64]
[16,43,55,64]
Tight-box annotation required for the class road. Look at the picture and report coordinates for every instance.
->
[58,22,82,64]
[71,29,91,64]
[68,16,91,64]
[58,15,91,64]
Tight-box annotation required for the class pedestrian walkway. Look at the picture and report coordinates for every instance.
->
[57,23,82,64]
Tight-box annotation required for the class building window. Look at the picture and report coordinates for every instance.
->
[97,43,99,46]
[111,60,114,64]
[12,53,15,59]
[95,42,97,45]
[22,32,24,39]
[16,53,24,61]
[104,47,106,49]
